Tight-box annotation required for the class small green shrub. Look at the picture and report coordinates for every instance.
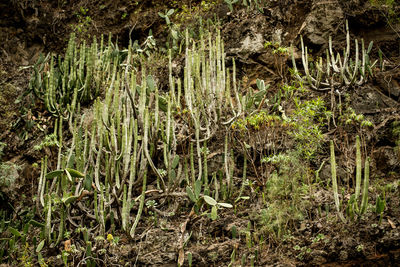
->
[290,97,329,159]
[34,134,59,151]
[73,7,92,34]
[232,112,286,131]
[258,151,311,239]
[264,42,289,77]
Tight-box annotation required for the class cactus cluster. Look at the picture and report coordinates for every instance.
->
[330,135,370,222]
[29,21,379,257]
[34,26,249,247]
[29,34,122,120]
[292,21,377,91]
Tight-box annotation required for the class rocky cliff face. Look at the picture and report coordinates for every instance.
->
[0,0,400,265]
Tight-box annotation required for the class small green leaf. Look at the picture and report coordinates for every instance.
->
[194,179,202,199]
[36,240,45,253]
[218,202,233,208]
[169,169,176,181]
[376,196,385,214]
[171,29,178,40]
[256,79,265,90]
[186,186,197,203]
[211,206,218,220]
[8,227,22,238]
[83,174,92,191]
[253,89,267,103]
[29,220,45,228]
[203,195,217,206]
[167,9,175,16]
[45,170,63,179]
[171,155,180,169]
[147,75,156,92]
[23,223,30,235]
[62,195,79,205]
[65,168,85,178]
[246,99,254,110]
[158,96,168,112]
[367,41,374,54]
[231,225,237,239]
[136,85,141,94]
[244,142,251,149]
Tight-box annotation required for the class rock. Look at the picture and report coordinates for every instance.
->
[271,28,284,45]
[301,0,344,46]
[375,70,400,101]
[373,146,400,174]
[231,32,264,55]
[319,162,348,183]
[224,12,268,58]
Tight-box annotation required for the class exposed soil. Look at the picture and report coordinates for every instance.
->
[1,0,400,266]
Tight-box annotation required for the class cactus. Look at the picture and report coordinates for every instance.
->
[330,140,346,222]
[121,184,128,231]
[353,136,370,216]
[34,26,244,249]
[45,195,52,243]
[331,137,371,222]
[130,171,147,238]
[355,135,362,201]
[292,21,377,91]
[30,33,122,118]
[360,156,370,214]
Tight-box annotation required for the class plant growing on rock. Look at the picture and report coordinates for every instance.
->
[291,21,377,91]
[186,177,232,220]
[258,151,312,239]
[290,97,328,159]
[265,41,289,78]
[330,136,370,222]
[29,33,123,120]
[32,26,245,261]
